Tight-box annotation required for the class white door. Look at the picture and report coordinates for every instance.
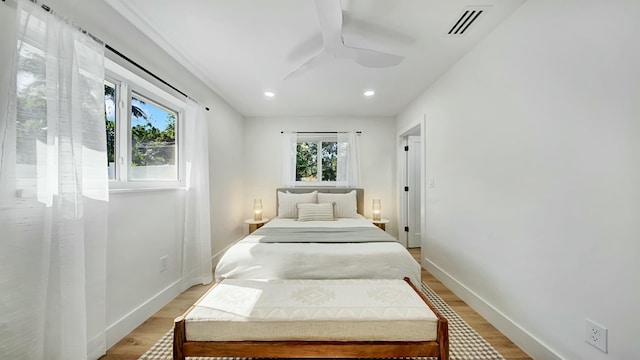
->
[407,135,421,248]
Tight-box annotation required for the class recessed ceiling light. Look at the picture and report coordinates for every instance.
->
[364,90,375,97]
[264,91,275,97]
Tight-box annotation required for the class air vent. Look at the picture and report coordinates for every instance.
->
[448,7,488,35]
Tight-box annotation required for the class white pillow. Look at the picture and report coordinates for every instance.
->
[317,190,358,218]
[296,202,335,221]
[277,191,317,218]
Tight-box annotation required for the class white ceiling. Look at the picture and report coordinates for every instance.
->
[106,0,525,117]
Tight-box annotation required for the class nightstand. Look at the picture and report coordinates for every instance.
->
[370,219,389,231]
[244,218,269,234]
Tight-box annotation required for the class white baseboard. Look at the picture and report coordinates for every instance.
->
[105,279,182,349]
[422,257,562,360]
[87,333,106,360]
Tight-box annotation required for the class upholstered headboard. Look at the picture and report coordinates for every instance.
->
[276,188,364,215]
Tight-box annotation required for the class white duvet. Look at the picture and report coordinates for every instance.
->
[215,217,421,286]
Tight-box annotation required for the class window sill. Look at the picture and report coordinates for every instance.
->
[109,186,186,195]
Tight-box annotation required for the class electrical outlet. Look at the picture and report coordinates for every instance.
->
[585,319,607,353]
[160,256,168,272]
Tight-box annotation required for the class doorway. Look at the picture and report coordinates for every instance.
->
[398,120,424,250]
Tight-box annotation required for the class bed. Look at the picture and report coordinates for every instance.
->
[214,188,422,286]
[175,188,448,359]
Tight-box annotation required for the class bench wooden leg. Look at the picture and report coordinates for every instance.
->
[173,317,186,360]
[437,316,449,360]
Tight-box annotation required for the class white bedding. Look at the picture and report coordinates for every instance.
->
[253,217,395,243]
[215,217,421,286]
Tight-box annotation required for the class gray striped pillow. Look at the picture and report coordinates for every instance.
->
[296,202,335,221]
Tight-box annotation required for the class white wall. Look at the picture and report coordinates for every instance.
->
[397,0,640,359]
[105,190,185,345]
[39,0,246,348]
[244,117,398,236]
[209,105,246,258]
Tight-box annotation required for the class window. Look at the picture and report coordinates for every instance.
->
[129,92,177,180]
[296,136,338,182]
[105,59,184,188]
[285,132,359,187]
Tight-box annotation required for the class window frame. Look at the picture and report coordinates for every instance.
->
[295,134,338,187]
[104,79,118,181]
[105,58,185,190]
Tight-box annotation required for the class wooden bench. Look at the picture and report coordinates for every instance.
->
[174,278,448,359]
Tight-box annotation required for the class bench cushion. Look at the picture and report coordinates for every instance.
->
[184,279,439,342]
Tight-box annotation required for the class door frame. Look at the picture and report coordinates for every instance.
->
[397,117,426,252]
[406,134,422,248]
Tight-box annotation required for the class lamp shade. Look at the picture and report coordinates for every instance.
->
[253,198,263,221]
[372,199,381,221]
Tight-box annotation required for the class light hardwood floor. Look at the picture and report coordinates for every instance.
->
[100,248,532,359]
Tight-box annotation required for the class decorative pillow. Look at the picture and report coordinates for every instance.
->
[317,190,358,218]
[277,191,317,218]
[296,202,335,221]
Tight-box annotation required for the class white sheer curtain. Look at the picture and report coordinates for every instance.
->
[181,99,213,290]
[336,131,360,187]
[281,131,297,187]
[0,1,107,359]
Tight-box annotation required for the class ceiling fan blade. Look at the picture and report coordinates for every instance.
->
[283,49,332,80]
[284,0,404,79]
[314,0,344,50]
[341,44,404,68]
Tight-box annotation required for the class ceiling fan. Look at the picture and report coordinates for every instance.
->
[284,0,404,80]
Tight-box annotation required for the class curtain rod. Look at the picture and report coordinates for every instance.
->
[281,131,362,134]
[22,0,210,111]
[105,45,209,111]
